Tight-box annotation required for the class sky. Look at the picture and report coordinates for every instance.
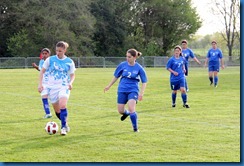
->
[191,0,224,36]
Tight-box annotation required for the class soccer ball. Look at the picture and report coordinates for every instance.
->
[45,121,59,135]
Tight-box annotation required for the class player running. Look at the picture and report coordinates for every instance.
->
[104,48,147,132]
[166,45,189,108]
[38,41,76,136]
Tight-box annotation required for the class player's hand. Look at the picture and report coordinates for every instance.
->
[32,63,37,67]
[221,65,225,69]
[68,84,73,90]
[138,94,143,101]
[104,86,110,93]
[38,85,43,93]
[173,71,178,76]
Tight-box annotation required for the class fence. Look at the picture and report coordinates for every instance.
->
[0,56,240,69]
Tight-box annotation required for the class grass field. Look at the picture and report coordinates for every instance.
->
[0,67,240,162]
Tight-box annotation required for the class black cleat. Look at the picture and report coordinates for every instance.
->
[183,104,190,108]
[134,129,139,132]
[172,104,176,107]
[121,113,129,121]
[210,82,213,86]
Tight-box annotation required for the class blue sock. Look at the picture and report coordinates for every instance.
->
[185,78,188,90]
[181,93,187,104]
[214,76,218,85]
[172,93,177,104]
[42,98,50,114]
[60,108,68,128]
[130,112,138,130]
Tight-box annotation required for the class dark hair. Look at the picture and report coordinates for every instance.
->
[41,48,51,54]
[181,40,188,44]
[211,40,217,44]
[127,48,142,58]
[56,41,69,49]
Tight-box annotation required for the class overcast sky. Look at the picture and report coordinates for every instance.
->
[191,0,223,36]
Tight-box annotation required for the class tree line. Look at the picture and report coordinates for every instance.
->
[0,0,238,58]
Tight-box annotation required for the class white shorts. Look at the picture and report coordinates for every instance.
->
[48,86,70,103]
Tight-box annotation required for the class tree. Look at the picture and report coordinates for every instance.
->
[130,0,201,56]
[211,0,240,60]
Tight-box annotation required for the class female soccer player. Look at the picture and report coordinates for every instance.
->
[104,49,147,132]
[38,41,76,136]
[166,45,189,108]
[181,40,201,92]
[32,48,52,118]
[204,41,224,87]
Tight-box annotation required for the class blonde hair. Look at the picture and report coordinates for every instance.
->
[56,41,69,50]
[127,48,142,58]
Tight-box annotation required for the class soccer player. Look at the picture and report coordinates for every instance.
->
[32,48,52,118]
[38,41,76,136]
[204,40,224,87]
[181,40,201,92]
[166,45,189,108]
[104,48,147,132]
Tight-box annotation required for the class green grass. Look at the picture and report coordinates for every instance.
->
[0,67,240,162]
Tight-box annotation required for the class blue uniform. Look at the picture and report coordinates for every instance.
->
[114,61,147,104]
[182,48,195,76]
[166,56,185,90]
[206,48,223,72]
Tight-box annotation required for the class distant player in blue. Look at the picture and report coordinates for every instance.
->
[32,48,52,118]
[166,45,189,108]
[204,41,225,87]
[104,48,147,132]
[181,40,201,92]
[38,41,76,136]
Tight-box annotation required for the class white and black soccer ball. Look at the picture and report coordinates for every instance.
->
[45,121,59,135]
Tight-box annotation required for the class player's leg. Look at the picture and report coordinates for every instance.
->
[171,81,178,107]
[41,87,52,118]
[180,78,189,108]
[185,64,189,92]
[213,66,219,87]
[117,92,130,121]
[127,92,138,132]
[52,102,60,120]
[208,65,214,85]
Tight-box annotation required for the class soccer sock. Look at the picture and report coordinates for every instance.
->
[172,93,177,104]
[185,78,188,90]
[130,112,138,130]
[55,112,61,120]
[60,108,68,128]
[181,93,187,104]
[209,77,213,84]
[42,98,50,115]
[214,76,218,85]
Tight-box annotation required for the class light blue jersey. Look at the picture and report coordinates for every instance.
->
[43,55,76,88]
[114,61,147,93]
[38,59,49,84]
[182,48,194,64]
[206,48,223,66]
[166,56,185,82]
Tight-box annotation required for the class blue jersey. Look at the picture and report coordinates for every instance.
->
[114,61,147,93]
[38,59,45,71]
[182,48,194,64]
[206,48,223,66]
[166,56,185,82]
[43,55,76,88]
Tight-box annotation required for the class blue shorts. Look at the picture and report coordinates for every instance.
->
[117,92,138,104]
[170,78,185,90]
[208,65,219,72]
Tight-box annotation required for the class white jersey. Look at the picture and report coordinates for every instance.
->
[38,59,49,85]
[43,55,76,88]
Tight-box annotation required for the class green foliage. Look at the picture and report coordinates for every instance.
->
[0,67,240,161]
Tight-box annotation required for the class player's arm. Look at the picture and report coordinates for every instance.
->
[104,77,119,92]
[204,51,210,67]
[32,63,40,71]
[38,68,46,93]
[193,57,201,65]
[138,83,147,101]
[167,68,178,76]
[220,58,225,69]
[68,73,75,90]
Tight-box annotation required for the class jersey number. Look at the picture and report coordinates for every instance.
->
[127,72,131,78]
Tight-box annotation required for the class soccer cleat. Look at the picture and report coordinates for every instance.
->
[214,84,218,88]
[186,89,189,92]
[210,82,213,86]
[121,113,129,121]
[43,114,52,119]
[183,104,190,108]
[134,129,139,132]
[65,125,70,132]
[172,104,176,107]
[60,127,67,135]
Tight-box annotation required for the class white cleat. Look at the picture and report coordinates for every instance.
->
[60,127,67,136]
[43,114,52,119]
